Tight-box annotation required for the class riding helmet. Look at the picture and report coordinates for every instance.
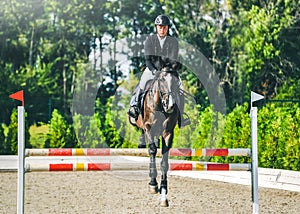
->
[154,15,171,26]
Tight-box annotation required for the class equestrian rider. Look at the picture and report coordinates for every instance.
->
[128,14,190,128]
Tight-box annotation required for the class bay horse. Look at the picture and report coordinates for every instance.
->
[128,68,180,207]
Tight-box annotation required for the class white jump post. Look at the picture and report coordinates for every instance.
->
[250,91,264,214]
[9,90,25,214]
[17,106,25,214]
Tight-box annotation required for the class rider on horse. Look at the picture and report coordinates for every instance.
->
[128,14,190,128]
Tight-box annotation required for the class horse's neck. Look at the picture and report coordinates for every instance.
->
[151,81,161,105]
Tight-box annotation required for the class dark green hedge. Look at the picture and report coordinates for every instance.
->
[188,103,300,171]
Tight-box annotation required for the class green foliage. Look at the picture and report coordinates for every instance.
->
[120,109,142,149]
[3,0,298,123]
[173,93,202,149]
[4,109,31,155]
[192,106,214,149]
[228,1,300,102]
[102,72,141,148]
[29,123,49,148]
[0,64,19,124]
[94,97,124,148]
[46,109,78,148]
[211,103,251,163]
[73,113,106,148]
[276,79,300,100]
[0,124,8,155]
[102,97,123,148]
[283,108,300,170]
[18,59,59,124]
[190,106,225,150]
[258,104,300,170]
[173,102,300,170]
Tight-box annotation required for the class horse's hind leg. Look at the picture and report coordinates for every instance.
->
[148,141,158,194]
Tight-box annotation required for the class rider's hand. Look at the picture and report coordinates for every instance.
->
[162,65,173,72]
[152,69,158,75]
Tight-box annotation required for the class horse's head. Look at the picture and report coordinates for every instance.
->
[153,70,179,114]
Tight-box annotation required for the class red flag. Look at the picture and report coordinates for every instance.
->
[9,90,24,106]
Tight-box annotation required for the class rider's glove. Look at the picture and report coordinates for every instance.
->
[151,69,158,75]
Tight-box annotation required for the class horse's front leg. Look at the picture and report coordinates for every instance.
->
[138,130,146,148]
[146,131,159,194]
[160,132,173,207]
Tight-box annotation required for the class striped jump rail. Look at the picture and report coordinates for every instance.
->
[25,148,251,157]
[25,163,251,172]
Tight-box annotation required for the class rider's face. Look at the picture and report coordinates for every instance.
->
[156,25,169,38]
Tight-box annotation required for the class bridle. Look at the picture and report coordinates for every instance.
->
[151,71,178,113]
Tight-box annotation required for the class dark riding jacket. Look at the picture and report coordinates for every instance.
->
[144,34,181,72]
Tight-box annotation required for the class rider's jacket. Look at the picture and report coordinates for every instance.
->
[144,34,181,72]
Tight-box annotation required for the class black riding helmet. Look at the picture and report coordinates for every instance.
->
[154,15,171,26]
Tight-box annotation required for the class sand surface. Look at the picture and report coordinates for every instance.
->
[1,171,300,213]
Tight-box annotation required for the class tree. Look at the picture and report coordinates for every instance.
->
[46,109,78,148]
[1,0,300,153]
[228,0,300,103]
[73,113,106,148]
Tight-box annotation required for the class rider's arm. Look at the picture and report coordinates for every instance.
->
[163,37,181,71]
[144,36,158,73]
[168,37,179,62]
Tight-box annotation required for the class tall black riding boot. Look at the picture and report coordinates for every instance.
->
[128,88,143,120]
[178,93,191,128]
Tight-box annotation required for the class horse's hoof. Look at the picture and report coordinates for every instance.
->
[160,198,169,207]
[148,185,159,194]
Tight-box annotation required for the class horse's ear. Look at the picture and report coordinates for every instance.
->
[172,61,182,71]
[141,64,146,72]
